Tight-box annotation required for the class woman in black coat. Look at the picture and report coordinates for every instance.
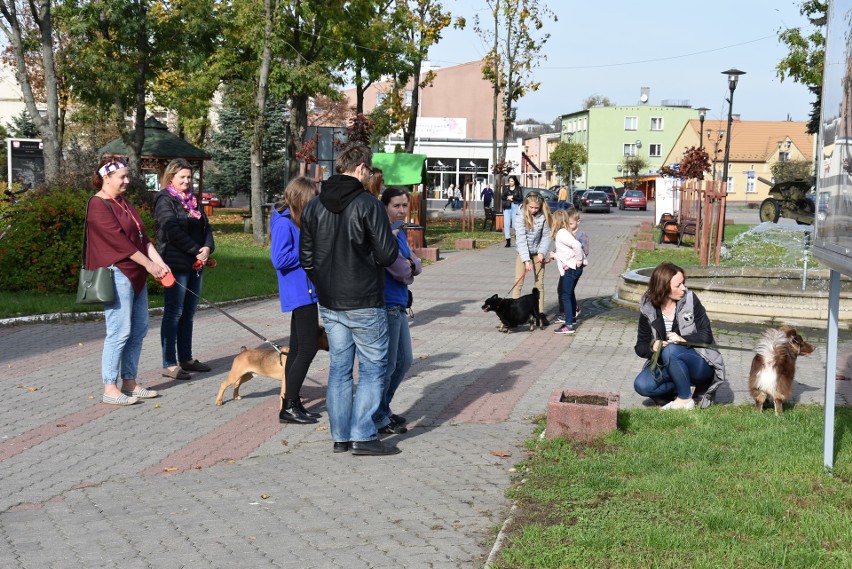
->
[153,158,215,380]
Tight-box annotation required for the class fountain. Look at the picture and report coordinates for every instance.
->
[617,222,852,327]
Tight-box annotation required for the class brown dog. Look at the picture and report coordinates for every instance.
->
[215,328,329,406]
[748,325,815,416]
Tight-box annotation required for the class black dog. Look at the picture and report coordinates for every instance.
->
[481,288,545,333]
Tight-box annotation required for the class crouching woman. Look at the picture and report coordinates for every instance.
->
[633,262,725,409]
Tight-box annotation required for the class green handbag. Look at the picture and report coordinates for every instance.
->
[76,198,116,304]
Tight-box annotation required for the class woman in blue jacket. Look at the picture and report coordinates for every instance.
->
[270,177,322,424]
[373,187,422,435]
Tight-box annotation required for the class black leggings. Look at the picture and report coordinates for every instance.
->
[284,303,319,402]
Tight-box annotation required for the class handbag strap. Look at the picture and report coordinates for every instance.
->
[81,196,114,270]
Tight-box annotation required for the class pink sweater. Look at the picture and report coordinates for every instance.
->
[552,228,586,276]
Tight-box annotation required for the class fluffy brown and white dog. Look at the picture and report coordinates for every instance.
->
[748,325,815,416]
[215,328,329,407]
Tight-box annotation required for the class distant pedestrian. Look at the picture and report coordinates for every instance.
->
[549,208,585,335]
[511,190,552,320]
[556,185,570,210]
[453,184,462,209]
[442,183,456,210]
[300,144,400,456]
[481,185,494,209]
[502,175,523,247]
[87,158,168,405]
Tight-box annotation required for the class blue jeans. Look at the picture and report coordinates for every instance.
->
[161,269,203,367]
[558,266,583,326]
[634,344,715,400]
[102,268,149,385]
[504,203,520,238]
[373,305,413,428]
[319,306,388,443]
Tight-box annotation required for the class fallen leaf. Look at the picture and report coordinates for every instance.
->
[154,404,161,408]
[491,450,512,458]
[163,467,178,472]
[419,355,429,359]
[260,494,270,500]
[226,459,236,463]
[56,424,67,428]
[453,523,465,529]
[88,395,95,400]
[193,465,202,470]
[248,536,256,541]
[16,385,38,392]
[317,425,328,431]
[281,440,289,446]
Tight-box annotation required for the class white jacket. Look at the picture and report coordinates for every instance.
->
[552,228,586,276]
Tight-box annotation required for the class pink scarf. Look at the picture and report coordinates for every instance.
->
[166,185,202,220]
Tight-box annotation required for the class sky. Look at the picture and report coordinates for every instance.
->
[427,0,816,125]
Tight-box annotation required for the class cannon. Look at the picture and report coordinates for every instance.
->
[757,177,814,225]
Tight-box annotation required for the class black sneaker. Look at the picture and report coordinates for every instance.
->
[553,314,565,324]
[379,423,408,435]
[389,414,407,425]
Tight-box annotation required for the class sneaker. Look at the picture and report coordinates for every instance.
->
[554,325,575,335]
[575,306,582,318]
[661,398,696,410]
[554,314,565,324]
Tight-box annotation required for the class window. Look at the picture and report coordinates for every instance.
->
[405,90,413,106]
[726,176,735,194]
[623,143,637,156]
[649,144,662,157]
[779,151,790,162]
[376,92,387,105]
[650,117,664,131]
[624,116,637,131]
[746,174,756,193]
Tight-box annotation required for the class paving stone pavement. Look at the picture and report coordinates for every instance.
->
[1,207,848,568]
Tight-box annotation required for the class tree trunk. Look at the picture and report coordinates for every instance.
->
[287,93,308,182]
[491,1,501,203]
[0,1,61,185]
[122,7,150,185]
[251,0,273,246]
[403,58,421,153]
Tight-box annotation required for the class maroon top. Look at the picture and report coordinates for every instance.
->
[85,196,151,294]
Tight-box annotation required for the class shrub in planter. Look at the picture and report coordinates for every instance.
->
[0,187,155,293]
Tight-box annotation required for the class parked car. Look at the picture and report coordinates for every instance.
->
[579,191,611,213]
[590,185,617,206]
[202,192,221,207]
[617,189,647,211]
[572,189,589,209]
[523,187,558,210]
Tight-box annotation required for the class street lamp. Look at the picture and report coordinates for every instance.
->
[720,68,745,241]
[696,107,709,150]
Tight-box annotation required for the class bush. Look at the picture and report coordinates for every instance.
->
[0,187,155,293]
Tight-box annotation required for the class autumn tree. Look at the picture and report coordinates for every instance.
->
[658,146,710,181]
[771,159,813,182]
[475,0,554,190]
[777,1,826,134]
[582,94,614,109]
[549,141,587,186]
[622,155,648,190]
[0,1,61,184]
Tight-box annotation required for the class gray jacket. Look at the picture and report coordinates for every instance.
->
[513,211,551,262]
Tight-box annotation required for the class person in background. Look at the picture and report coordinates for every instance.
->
[300,143,400,456]
[442,183,456,211]
[633,262,726,410]
[481,184,494,209]
[154,158,215,380]
[366,167,384,197]
[87,158,168,405]
[453,183,463,209]
[270,176,323,424]
[373,187,422,436]
[503,175,523,247]
[556,185,570,210]
[511,191,552,321]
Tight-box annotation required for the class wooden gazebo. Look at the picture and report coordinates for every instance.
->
[98,117,211,192]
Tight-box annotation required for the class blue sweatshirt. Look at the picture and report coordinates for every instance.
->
[384,227,412,308]
[270,208,317,312]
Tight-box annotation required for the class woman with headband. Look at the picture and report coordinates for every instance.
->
[86,158,169,405]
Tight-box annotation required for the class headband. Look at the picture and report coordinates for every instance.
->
[98,161,127,178]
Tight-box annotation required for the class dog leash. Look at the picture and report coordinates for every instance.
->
[506,258,550,295]
[163,271,285,355]
[648,339,752,378]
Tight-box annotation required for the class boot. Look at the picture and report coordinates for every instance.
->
[505,238,511,248]
[279,398,318,424]
[298,399,321,419]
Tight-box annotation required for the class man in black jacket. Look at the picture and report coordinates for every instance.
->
[300,144,400,456]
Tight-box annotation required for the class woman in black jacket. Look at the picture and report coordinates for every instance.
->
[153,158,215,379]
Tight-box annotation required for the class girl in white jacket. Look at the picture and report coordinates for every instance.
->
[549,208,586,335]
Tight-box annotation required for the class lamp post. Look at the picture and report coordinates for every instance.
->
[696,107,709,150]
[720,68,745,241]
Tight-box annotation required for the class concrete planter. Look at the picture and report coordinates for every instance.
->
[454,239,477,249]
[546,389,619,442]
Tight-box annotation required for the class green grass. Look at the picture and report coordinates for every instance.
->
[423,217,505,249]
[493,405,852,569]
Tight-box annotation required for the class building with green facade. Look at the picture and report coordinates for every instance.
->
[561,103,698,189]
